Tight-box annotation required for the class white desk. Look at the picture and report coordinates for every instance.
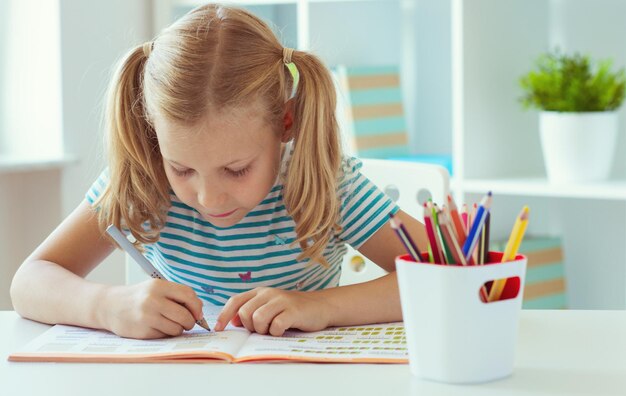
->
[1,310,625,396]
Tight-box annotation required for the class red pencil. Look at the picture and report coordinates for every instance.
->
[461,203,469,234]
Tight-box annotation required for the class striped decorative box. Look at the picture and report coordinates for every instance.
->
[334,65,410,158]
[491,236,567,309]
[332,65,453,176]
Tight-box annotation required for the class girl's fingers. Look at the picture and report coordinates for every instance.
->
[154,314,185,337]
[139,328,168,340]
[236,296,270,333]
[231,313,243,327]
[250,301,285,335]
[216,289,256,331]
[163,283,205,322]
[268,311,292,337]
[160,300,197,331]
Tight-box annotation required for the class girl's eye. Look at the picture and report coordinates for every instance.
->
[173,168,194,177]
[227,167,250,178]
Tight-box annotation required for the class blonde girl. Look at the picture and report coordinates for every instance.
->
[11,3,427,339]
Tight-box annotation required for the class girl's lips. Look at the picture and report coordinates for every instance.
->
[209,209,237,218]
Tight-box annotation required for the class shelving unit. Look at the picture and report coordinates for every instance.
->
[461,179,626,201]
[452,0,626,309]
[152,0,626,309]
[152,0,433,156]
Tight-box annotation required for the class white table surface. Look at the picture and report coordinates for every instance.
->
[1,310,625,396]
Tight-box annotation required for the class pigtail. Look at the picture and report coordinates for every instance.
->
[284,52,342,266]
[96,45,170,246]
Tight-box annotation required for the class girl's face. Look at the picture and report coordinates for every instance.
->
[154,102,291,228]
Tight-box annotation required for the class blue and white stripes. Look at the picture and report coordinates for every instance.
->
[86,154,398,306]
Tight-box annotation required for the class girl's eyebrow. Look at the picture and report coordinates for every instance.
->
[165,159,192,169]
[165,155,255,169]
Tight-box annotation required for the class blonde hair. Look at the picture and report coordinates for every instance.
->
[97,4,342,265]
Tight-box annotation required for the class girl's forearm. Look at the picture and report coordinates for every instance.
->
[312,272,402,327]
[10,260,110,329]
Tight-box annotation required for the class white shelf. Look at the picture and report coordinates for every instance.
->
[0,154,77,174]
[156,0,626,309]
[458,178,626,201]
[175,0,384,5]
[175,0,296,5]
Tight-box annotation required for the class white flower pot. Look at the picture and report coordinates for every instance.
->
[539,111,618,183]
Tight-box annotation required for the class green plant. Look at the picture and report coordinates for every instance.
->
[519,50,626,112]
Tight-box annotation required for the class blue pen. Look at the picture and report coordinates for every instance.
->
[106,224,211,331]
[461,192,493,263]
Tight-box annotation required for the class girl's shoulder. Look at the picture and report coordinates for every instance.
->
[338,156,364,185]
[340,156,363,176]
[85,168,111,205]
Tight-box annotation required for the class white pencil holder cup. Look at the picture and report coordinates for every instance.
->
[396,252,527,384]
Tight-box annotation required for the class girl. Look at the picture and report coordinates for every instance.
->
[10,3,427,339]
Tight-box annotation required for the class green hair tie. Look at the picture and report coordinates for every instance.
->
[286,62,299,99]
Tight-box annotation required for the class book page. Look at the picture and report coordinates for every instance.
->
[234,322,408,363]
[9,305,249,363]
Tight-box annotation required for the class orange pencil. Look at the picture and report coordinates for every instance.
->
[442,205,459,243]
[461,203,469,234]
[447,195,467,246]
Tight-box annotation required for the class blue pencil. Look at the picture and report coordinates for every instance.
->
[461,192,493,263]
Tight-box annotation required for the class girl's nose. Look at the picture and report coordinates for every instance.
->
[197,183,228,210]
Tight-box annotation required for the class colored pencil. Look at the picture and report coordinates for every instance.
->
[423,203,444,264]
[488,206,530,302]
[478,212,491,265]
[470,203,477,230]
[389,213,423,263]
[438,212,466,265]
[479,285,490,303]
[462,192,492,263]
[442,205,459,245]
[431,203,448,264]
[470,202,479,263]
[447,195,467,246]
[433,204,456,264]
[461,203,469,234]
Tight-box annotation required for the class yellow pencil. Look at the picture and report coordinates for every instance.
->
[488,206,530,302]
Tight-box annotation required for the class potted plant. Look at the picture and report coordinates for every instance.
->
[520,50,626,183]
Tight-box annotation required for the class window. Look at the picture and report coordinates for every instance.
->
[0,0,63,158]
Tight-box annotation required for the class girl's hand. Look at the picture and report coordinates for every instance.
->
[100,279,204,339]
[214,287,334,336]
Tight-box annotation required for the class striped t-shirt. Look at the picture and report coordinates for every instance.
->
[86,148,398,306]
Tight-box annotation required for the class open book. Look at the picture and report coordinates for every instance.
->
[9,306,407,364]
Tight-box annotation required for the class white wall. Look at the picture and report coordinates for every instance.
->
[0,170,63,309]
[0,0,63,157]
[59,0,153,286]
[0,1,153,310]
